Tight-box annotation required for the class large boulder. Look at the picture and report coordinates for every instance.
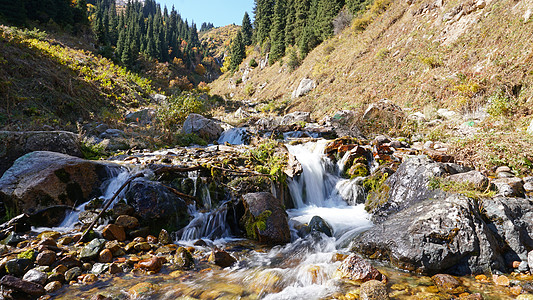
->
[240,192,290,245]
[352,155,533,275]
[0,151,116,224]
[0,131,82,177]
[353,195,505,275]
[182,114,224,142]
[292,78,316,98]
[361,99,405,135]
[367,155,469,222]
[124,178,190,231]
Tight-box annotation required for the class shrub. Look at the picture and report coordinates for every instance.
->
[333,9,354,35]
[157,93,206,131]
[244,83,255,96]
[287,47,301,72]
[487,88,517,117]
[249,58,258,68]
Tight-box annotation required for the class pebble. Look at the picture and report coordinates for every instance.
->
[137,256,165,272]
[115,215,139,229]
[99,249,113,263]
[82,273,98,284]
[493,274,510,286]
[65,267,82,282]
[44,281,62,293]
[102,224,126,242]
[22,269,48,285]
[36,250,56,266]
[158,229,171,245]
[109,263,122,274]
[432,274,462,292]
[134,242,151,252]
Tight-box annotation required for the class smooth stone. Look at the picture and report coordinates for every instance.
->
[98,249,113,263]
[22,269,48,286]
[337,254,385,282]
[79,238,106,261]
[115,215,139,229]
[44,281,62,293]
[0,275,45,296]
[36,250,56,266]
[91,263,109,275]
[102,224,126,242]
[208,249,237,268]
[64,267,82,282]
[175,247,194,270]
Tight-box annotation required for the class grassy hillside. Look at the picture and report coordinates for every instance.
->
[0,25,153,131]
[211,0,533,175]
[200,25,241,62]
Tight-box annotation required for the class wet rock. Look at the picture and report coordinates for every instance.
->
[447,170,489,190]
[492,274,510,286]
[82,273,97,284]
[91,263,109,275]
[102,224,126,241]
[137,256,165,273]
[146,235,158,244]
[280,111,312,125]
[64,267,82,282]
[44,281,62,293]
[0,275,45,296]
[292,78,316,98]
[56,255,82,269]
[208,248,237,268]
[5,259,33,276]
[241,192,291,245]
[109,263,121,274]
[128,282,155,298]
[353,194,506,275]
[124,178,190,230]
[284,153,303,178]
[98,249,113,263]
[0,151,118,225]
[36,250,56,266]
[308,216,333,237]
[432,274,461,292]
[360,280,389,300]
[22,269,47,285]
[194,239,208,247]
[175,247,194,270]
[366,155,449,222]
[111,203,135,217]
[79,238,106,261]
[115,215,139,229]
[158,229,171,245]
[337,254,385,282]
[91,294,112,300]
[492,177,525,197]
[134,242,151,252]
[0,131,82,177]
[482,197,533,259]
[182,113,224,142]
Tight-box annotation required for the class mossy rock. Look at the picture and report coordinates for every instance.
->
[175,247,194,270]
[348,163,370,178]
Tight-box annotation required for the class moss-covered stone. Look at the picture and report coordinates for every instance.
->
[175,247,194,270]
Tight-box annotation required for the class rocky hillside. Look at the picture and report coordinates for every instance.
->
[210,0,533,175]
[200,25,241,63]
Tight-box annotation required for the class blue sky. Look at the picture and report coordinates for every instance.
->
[156,0,255,27]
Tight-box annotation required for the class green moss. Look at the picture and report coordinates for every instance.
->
[363,173,390,212]
[428,177,496,200]
[243,210,272,240]
[17,249,36,261]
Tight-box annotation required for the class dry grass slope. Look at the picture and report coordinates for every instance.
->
[210,0,533,175]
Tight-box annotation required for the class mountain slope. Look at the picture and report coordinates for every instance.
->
[210,0,533,174]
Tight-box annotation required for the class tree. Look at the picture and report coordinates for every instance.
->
[241,12,253,46]
[253,0,274,45]
[0,0,26,25]
[230,31,245,71]
[269,0,286,64]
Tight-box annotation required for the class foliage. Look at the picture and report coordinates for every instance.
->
[287,46,301,71]
[487,88,518,117]
[0,0,88,29]
[244,83,256,96]
[428,177,496,200]
[174,133,207,147]
[241,12,253,46]
[81,138,108,160]
[249,58,259,68]
[246,139,287,181]
[230,31,246,71]
[333,8,354,35]
[157,93,206,131]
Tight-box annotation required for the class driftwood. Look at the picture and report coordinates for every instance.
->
[161,184,198,206]
[79,173,144,242]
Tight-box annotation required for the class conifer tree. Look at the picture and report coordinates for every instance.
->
[269,0,286,64]
[241,12,253,46]
[230,31,245,71]
[253,0,274,45]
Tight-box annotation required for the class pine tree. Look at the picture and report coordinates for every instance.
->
[253,0,274,45]
[230,31,245,71]
[269,0,286,64]
[241,12,253,46]
[284,0,296,47]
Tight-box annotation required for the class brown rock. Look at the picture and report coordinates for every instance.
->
[133,237,146,243]
[432,274,461,292]
[52,265,68,275]
[360,280,389,300]
[510,286,523,296]
[102,224,126,241]
[158,229,171,245]
[82,273,98,284]
[109,263,122,274]
[146,235,158,244]
[56,255,82,269]
[115,215,139,229]
[104,240,123,255]
[44,281,62,293]
[241,192,291,245]
[136,256,166,273]
[208,248,237,268]
[35,250,56,266]
[338,254,385,282]
[98,249,113,263]
[0,275,45,296]
[493,274,510,286]
[134,242,151,252]
[513,261,521,268]
[128,282,154,298]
